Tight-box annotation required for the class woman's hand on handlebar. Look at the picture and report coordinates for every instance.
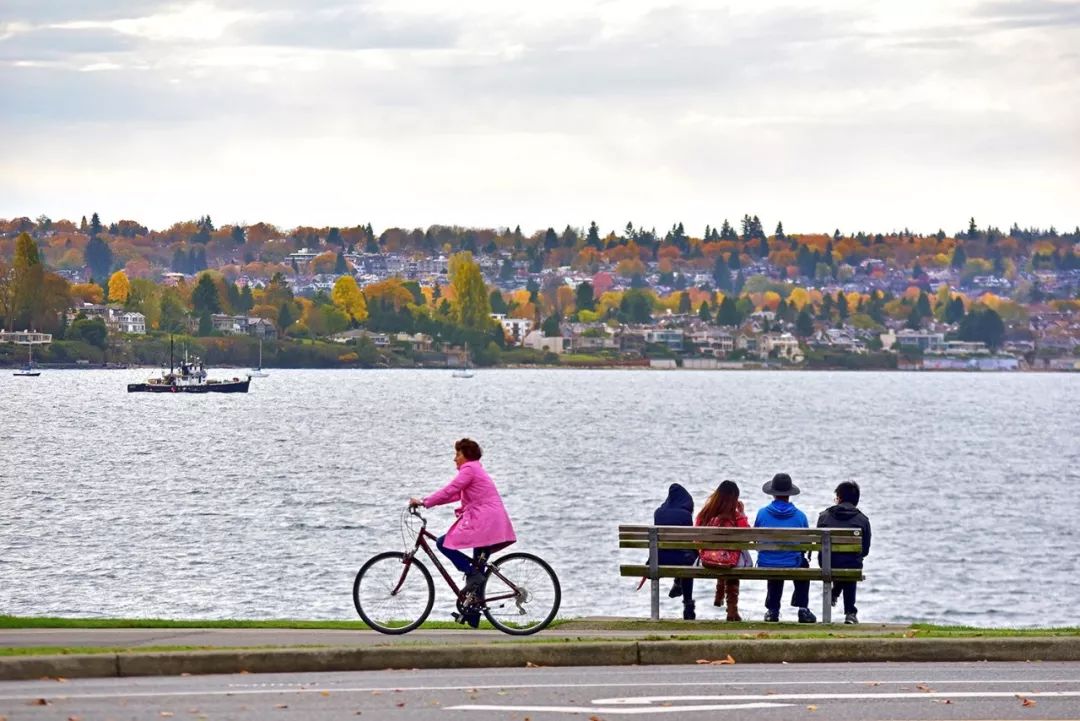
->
[408,497,424,510]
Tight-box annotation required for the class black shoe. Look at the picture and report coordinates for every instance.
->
[683,601,696,621]
[764,610,779,622]
[844,612,858,625]
[797,607,817,624]
[668,579,683,598]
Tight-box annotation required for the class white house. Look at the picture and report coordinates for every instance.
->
[522,330,569,354]
[115,312,146,334]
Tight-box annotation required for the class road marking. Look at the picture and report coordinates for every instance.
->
[449,702,793,714]
[594,691,1080,704]
[451,691,1080,716]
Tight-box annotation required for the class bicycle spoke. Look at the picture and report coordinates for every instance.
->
[483,553,560,635]
[354,552,434,634]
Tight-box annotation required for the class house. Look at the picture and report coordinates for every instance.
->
[688,328,734,357]
[331,329,389,347]
[522,330,569,354]
[491,314,533,345]
[892,329,946,353]
[644,328,684,351]
[115,312,146,334]
[759,332,804,363]
[0,330,52,344]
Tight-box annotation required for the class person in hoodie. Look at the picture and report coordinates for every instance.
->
[653,483,698,620]
[817,481,871,624]
[755,473,816,623]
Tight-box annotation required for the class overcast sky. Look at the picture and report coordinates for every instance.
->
[2,0,1077,236]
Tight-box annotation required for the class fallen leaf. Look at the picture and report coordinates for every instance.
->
[903,631,917,638]
[395,702,405,708]
[589,716,604,721]
[755,631,770,638]
[239,670,250,675]
[67,716,81,721]
[525,661,543,668]
[935,699,953,704]
[160,713,174,718]
[865,682,880,687]
[30,699,49,706]
[180,673,191,677]
[1021,697,1037,707]
[275,704,288,709]
[370,690,382,696]
[807,705,818,711]
[320,691,331,697]
[916,684,932,692]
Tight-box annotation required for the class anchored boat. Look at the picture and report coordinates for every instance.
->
[128,339,250,393]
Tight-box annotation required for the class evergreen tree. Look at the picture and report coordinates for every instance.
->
[698,300,711,322]
[916,290,932,319]
[85,235,113,281]
[677,291,691,314]
[836,292,849,320]
[89,212,102,238]
[334,251,347,274]
[775,221,785,240]
[543,228,559,250]
[574,281,596,311]
[819,293,834,320]
[586,221,601,249]
[192,274,221,315]
[489,289,508,314]
[728,251,742,271]
[326,227,342,246]
[795,307,815,337]
[239,285,254,314]
[945,296,965,324]
[716,295,740,326]
[951,244,967,269]
[231,225,246,245]
[198,312,213,336]
[541,314,562,337]
[712,256,732,291]
[278,302,295,332]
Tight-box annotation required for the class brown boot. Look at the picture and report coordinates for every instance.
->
[725,580,742,622]
[713,581,725,608]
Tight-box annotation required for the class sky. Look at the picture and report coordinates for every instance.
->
[1,0,1078,237]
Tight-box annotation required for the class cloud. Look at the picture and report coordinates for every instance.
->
[973,0,1080,29]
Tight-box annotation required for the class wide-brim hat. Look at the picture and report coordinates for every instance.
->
[762,473,800,496]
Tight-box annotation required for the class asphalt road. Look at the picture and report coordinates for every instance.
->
[1,661,1078,720]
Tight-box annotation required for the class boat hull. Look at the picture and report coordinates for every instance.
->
[128,379,250,393]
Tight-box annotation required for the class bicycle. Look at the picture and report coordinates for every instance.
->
[353,506,561,635]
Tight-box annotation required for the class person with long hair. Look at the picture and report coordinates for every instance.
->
[695,480,749,621]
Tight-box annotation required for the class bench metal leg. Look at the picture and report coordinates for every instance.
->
[822,580,832,624]
[651,578,660,621]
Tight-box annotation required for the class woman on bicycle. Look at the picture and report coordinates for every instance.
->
[409,438,516,626]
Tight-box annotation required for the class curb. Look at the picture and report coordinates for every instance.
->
[2,637,1079,681]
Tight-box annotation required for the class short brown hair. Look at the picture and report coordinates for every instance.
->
[455,438,482,461]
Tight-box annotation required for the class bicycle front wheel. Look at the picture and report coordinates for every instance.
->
[482,552,561,635]
[353,552,434,634]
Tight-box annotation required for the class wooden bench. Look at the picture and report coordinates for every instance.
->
[618,525,865,623]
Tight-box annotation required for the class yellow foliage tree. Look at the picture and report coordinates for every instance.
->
[364,278,415,312]
[108,271,131,304]
[331,276,368,324]
[71,282,104,305]
[787,286,811,310]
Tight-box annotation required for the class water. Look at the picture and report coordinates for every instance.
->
[1,368,1078,627]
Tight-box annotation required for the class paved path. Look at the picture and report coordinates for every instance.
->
[0,621,909,649]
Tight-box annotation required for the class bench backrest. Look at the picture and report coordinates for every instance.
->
[619,524,862,574]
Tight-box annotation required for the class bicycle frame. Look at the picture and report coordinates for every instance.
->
[395,509,521,607]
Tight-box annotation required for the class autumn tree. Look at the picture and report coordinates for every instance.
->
[11,232,43,330]
[449,252,492,331]
[108,270,131,305]
[331,275,368,325]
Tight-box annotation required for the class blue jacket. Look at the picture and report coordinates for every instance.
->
[653,483,697,566]
[754,499,808,568]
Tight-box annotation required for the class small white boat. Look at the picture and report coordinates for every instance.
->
[452,343,474,378]
[13,342,40,377]
[246,338,269,378]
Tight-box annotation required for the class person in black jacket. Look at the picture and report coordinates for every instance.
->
[654,483,698,620]
[816,481,871,624]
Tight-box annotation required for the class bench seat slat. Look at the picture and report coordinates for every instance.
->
[619,540,864,552]
[619,564,864,582]
[619,525,860,536]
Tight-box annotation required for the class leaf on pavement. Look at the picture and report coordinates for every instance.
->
[807,705,818,711]
[29,699,49,706]
[935,699,952,704]
[696,654,735,665]
[320,691,331,697]
[916,684,932,692]
[1019,696,1037,707]
[525,661,544,668]
[275,704,288,709]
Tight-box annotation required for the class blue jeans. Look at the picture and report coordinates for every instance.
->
[436,534,494,575]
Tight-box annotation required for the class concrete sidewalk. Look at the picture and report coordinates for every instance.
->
[2,620,1078,681]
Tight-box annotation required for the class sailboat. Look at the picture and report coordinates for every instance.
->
[452,342,474,379]
[13,342,40,377]
[246,338,269,378]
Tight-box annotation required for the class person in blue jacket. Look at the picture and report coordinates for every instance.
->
[654,483,697,620]
[755,473,816,623]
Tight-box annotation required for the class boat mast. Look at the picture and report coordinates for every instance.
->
[169,335,174,374]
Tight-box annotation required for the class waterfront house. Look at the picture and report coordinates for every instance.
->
[522,330,569,354]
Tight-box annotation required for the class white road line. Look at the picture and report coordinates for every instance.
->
[448,702,793,714]
[451,691,1080,716]
[593,691,1080,703]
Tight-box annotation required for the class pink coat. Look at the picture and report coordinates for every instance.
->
[423,460,516,551]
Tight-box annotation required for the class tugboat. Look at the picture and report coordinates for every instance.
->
[128,338,250,393]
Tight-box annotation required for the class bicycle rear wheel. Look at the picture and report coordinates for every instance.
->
[353,551,434,634]
[482,552,560,635]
